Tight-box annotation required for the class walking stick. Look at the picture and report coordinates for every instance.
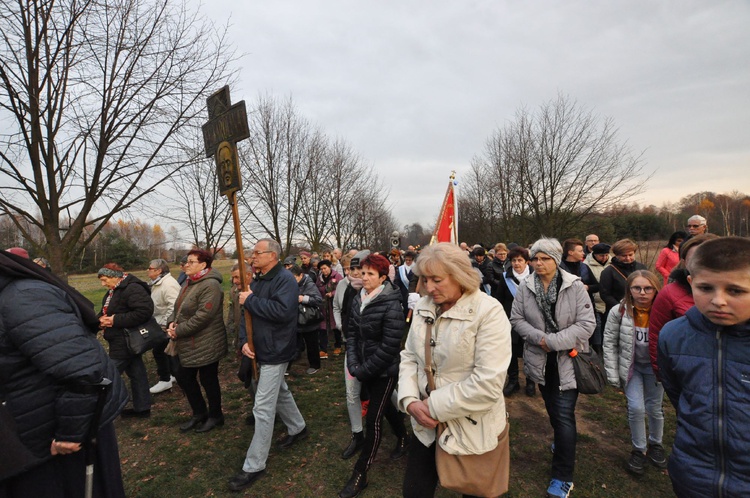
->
[85,378,112,498]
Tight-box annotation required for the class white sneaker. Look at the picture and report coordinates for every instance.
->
[150,380,173,394]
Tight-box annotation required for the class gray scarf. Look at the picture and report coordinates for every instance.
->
[534,270,559,332]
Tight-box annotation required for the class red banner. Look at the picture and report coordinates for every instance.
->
[431,180,457,244]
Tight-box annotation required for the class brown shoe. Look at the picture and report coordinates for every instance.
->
[333,348,342,355]
[319,351,329,359]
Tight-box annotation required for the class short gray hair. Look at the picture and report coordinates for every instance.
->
[687,214,707,226]
[529,237,563,266]
[257,238,281,259]
[413,243,481,294]
[149,259,170,275]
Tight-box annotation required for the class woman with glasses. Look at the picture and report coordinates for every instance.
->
[168,249,227,433]
[510,238,596,498]
[599,239,648,317]
[603,270,666,476]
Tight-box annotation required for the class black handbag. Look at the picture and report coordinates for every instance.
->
[569,348,607,395]
[123,317,168,355]
[297,304,323,326]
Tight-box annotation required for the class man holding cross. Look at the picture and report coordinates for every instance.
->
[228,238,308,492]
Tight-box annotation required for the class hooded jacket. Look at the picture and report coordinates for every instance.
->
[150,273,181,327]
[346,281,405,380]
[0,275,128,461]
[99,274,155,360]
[172,268,227,367]
[510,270,596,390]
[398,291,511,455]
[658,307,750,497]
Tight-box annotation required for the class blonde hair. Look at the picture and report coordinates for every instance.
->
[612,238,638,257]
[414,243,481,294]
[622,270,661,316]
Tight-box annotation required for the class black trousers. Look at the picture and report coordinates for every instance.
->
[152,340,179,381]
[300,330,321,369]
[402,436,481,498]
[176,361,223,418]
[353,376,406,474]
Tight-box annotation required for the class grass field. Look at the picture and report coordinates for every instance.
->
[72,264,677,498]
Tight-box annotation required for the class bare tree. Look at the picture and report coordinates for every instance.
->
[464,94,647,243]
[166,154,233,254]
[240,95,313,255]
[0,0,234,274]
[326,139,369,250]
[297,130,333,251]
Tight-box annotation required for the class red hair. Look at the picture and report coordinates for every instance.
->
[361,254,390,277]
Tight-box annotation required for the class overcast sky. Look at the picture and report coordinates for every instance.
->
[199,0,750,228]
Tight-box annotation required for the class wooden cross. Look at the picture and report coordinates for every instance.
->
[202,86,250,196]
[202,85,257,380]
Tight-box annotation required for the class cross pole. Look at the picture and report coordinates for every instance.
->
[202,85,257,380]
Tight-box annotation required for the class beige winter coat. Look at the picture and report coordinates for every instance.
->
[398,290,512,455]
[150,273,181,327]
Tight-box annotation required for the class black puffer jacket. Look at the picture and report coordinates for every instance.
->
[0,275,128,459]
[99,274,154,360]
[346,282,405,381]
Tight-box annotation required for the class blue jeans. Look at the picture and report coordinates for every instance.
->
[624,362,665,452]
[539,384,578,482]
[113,355,151,412]
[242,362,306,473]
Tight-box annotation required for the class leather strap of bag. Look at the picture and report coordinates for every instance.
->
[424,317,436,394]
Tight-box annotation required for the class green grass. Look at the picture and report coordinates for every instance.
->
[71,268,677,497]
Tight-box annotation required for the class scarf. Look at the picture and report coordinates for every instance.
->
[102,275,127,316]
[349,276,364,291]
[512,266,530,282]
[149,273,165,287]
[360,284,385,311]
[189,268,210,282]
[534,270,560,332]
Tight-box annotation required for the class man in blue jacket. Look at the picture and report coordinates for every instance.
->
[228,238,308,492]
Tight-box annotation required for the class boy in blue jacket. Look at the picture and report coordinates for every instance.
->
[658,236,750,497]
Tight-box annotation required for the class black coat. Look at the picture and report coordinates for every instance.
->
[298,274,323,334]
[0,275,128,460]
[599,258,648,315]
[99,274,155,360]
[346,282,405,381]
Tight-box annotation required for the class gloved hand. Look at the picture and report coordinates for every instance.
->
[407,293,420,310]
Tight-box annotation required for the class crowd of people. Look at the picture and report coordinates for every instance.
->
[3,212,750,498]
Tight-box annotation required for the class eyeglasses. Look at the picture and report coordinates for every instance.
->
[252,250,273,256]
[531,256,554,263]
[185,260,201,265]
[630,286,655,294]
[147,267,159,271]
[686,224,703,228]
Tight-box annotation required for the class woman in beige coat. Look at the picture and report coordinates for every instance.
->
[398,243,512,498]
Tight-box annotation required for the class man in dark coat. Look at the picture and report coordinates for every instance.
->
[228,238,308,492]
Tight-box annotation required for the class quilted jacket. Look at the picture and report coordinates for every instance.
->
[0,276,128,459]
[346,281,405,380]
[658,307,750,497]
[99,274,155,360]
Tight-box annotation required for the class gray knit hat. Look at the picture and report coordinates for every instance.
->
[529,237,563,266]
[350,250,371,268]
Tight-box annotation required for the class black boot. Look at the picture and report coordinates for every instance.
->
[390,434,410,460]
[341,431,365,460]
[525,380,536,397]
[339,470,368,498]
[503,381,520,397]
